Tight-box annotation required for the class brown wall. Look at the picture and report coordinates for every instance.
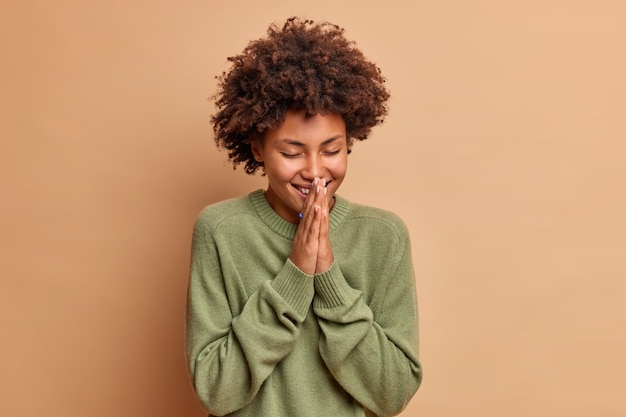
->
[1,1,625,416]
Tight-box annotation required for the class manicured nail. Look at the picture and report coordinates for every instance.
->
[323,178,326,187]
[324,187,327,196]
[316,186,320,193]
[313,178,319,185]
[314,205,319,213]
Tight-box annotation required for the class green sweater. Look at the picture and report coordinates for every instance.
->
[186,190,422,417]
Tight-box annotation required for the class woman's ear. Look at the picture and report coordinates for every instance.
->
[250,139,263,162]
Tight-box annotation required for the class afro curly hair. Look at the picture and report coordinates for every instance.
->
[211,17,390,174]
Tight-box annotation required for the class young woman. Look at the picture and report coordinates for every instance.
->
[186,17,422,417]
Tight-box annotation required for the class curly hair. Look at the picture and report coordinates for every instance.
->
[211,17,390,174]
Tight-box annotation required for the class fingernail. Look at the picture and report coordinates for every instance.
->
[317,186,320,193]
[313,178,319,185]
[323,178,326,187]
[314,205,319,213]
[324,187,327,196]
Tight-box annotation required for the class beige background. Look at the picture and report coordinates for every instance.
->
[1,0,625,416]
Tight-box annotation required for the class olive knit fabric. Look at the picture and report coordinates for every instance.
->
[186,189,422,417]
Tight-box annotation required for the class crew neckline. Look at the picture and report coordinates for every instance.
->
[248,189,351,239]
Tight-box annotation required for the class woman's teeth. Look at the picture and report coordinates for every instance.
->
[296,182,329,195]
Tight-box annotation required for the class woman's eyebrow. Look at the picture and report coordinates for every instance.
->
[278,135,344,146]
[321,135,344,145]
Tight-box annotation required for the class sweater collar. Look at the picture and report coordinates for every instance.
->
[248,189,351,239]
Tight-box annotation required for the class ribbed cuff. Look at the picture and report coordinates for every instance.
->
[271,259,315,320]
[313,263,359,309]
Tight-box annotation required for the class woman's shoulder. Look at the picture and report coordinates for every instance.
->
[340,197,410,238]
[194,192,256,230]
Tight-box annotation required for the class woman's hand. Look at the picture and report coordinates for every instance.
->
[289,178,334,275]
[315,179,334,274]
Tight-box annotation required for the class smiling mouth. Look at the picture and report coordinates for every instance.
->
[293,182,329,195]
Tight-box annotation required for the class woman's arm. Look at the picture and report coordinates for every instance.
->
[186,214,314,416]
[313,231,422,417]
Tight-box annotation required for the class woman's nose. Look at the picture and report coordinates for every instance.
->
[302,155,324,180]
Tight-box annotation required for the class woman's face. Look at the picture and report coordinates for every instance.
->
[252,109,348,224]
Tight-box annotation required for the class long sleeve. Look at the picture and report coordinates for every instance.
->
[185,211,315,416]
[313,222,422,417]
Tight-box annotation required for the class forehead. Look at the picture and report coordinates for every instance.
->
[263,109,346,145]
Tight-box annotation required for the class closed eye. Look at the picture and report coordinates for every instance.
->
[280,152,301,158]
